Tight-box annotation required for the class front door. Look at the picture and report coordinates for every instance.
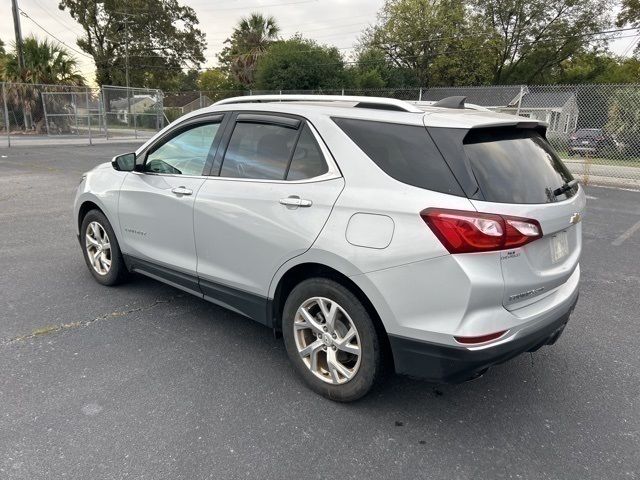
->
[118,116,226,287]
[193,113,344,323]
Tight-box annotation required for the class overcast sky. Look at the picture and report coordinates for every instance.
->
[3,0,638,85]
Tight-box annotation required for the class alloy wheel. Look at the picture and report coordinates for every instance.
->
[293,297,361,384]
[85,221,112,276]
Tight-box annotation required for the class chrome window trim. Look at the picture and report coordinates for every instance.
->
[130,171,208,180]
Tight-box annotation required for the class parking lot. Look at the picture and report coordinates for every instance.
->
[1,143,638,479]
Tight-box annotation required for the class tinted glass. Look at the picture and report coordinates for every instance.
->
[145,123,219,175]
[286,125,328,180]
[463,129,576,204]
[575,129,602,138]
[333,118,463,196]
[221,122,298,180]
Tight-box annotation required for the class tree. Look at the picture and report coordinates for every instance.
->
[606,87,640,155]
[198,68,240,92]
[218,13,280,87]
[618,0,640,26]
[58,0,206,87]
[552,52,640,84]
[474,0,613,84]
[361,0,495,87]
[1,36,84,84]
[347,48,418,88]
[1,37,85,133]
[254,37,345,90]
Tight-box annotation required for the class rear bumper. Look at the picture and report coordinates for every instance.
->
[569,146,598,152]
[388,293,579,383]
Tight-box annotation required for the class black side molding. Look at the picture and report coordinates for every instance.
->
[123,254,271,326]
[200,278,270,326]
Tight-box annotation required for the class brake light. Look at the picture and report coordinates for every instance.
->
[421,208,542,254]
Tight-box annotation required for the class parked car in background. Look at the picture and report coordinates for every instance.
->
[568,128,618,156]
[74,95,585,402]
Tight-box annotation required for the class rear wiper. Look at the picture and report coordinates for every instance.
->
[553,179,578,197]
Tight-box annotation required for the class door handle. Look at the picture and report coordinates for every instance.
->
[279,195,312,208]
[171,186,193,196]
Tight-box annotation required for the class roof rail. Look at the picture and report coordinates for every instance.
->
[213,94,424,113]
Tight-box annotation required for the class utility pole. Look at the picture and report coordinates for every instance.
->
[11,0,25,71]
[123,14,131,127]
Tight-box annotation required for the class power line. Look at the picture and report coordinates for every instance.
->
[620,31,640,57]
[211,26,637,64]
[31,0,84,36]
[122,32,640,73]
[18,8,93,59]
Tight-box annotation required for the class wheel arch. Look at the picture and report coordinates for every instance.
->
[77,200,103,232]
[76,194,122,241]
[270,261,393,366]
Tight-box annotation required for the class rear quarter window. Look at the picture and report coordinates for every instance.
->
[332,118,464,196]
[463,128,576,204]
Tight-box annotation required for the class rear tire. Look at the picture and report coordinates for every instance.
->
[80,209,129,286]
[282,278,382,402]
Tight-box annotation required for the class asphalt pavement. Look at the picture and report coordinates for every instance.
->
[1,143,638,479]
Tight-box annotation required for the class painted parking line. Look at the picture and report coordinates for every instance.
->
[612,219,640,246]
[585,195,598,200]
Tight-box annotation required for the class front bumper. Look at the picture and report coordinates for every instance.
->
[388,293,579,383]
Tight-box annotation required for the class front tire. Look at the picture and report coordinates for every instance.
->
[282,278,382,402]
[80,209,129,286]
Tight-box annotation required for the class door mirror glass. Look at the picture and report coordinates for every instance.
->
[112,153,136,172]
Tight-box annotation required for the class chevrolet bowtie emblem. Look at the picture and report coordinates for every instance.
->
[569,213,582,225]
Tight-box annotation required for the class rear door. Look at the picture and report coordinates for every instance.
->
[461,128,586,310]
[193,112,344,323]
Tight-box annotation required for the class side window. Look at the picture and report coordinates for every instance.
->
[286,125,328,180]
[220,122,298,180]
[333,117,463,196]
[145,122,220,176]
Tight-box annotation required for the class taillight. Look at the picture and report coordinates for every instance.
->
[421,208,542,254]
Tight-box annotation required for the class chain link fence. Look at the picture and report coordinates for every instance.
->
[0,82,164,146]
[2,82,639,187]
[421,84,640,186]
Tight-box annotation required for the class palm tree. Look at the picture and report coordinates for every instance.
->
[2,36,84,85]
[220,13,280,87]
[1,37,85,132]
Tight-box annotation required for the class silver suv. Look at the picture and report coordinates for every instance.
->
[74,95,584,401]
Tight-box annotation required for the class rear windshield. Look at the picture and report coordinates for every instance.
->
[332,118,463,196]
[575,129,602,138]
[463,129,576,204]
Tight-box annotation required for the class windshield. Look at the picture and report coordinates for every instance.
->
[575,129,602,138]
[463,129,577,204]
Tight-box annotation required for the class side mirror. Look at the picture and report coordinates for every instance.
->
[112,152,136,172]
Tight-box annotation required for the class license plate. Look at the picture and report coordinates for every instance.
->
[550,231,569,263]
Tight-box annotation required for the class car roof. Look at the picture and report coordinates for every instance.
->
[190,95,545,130]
